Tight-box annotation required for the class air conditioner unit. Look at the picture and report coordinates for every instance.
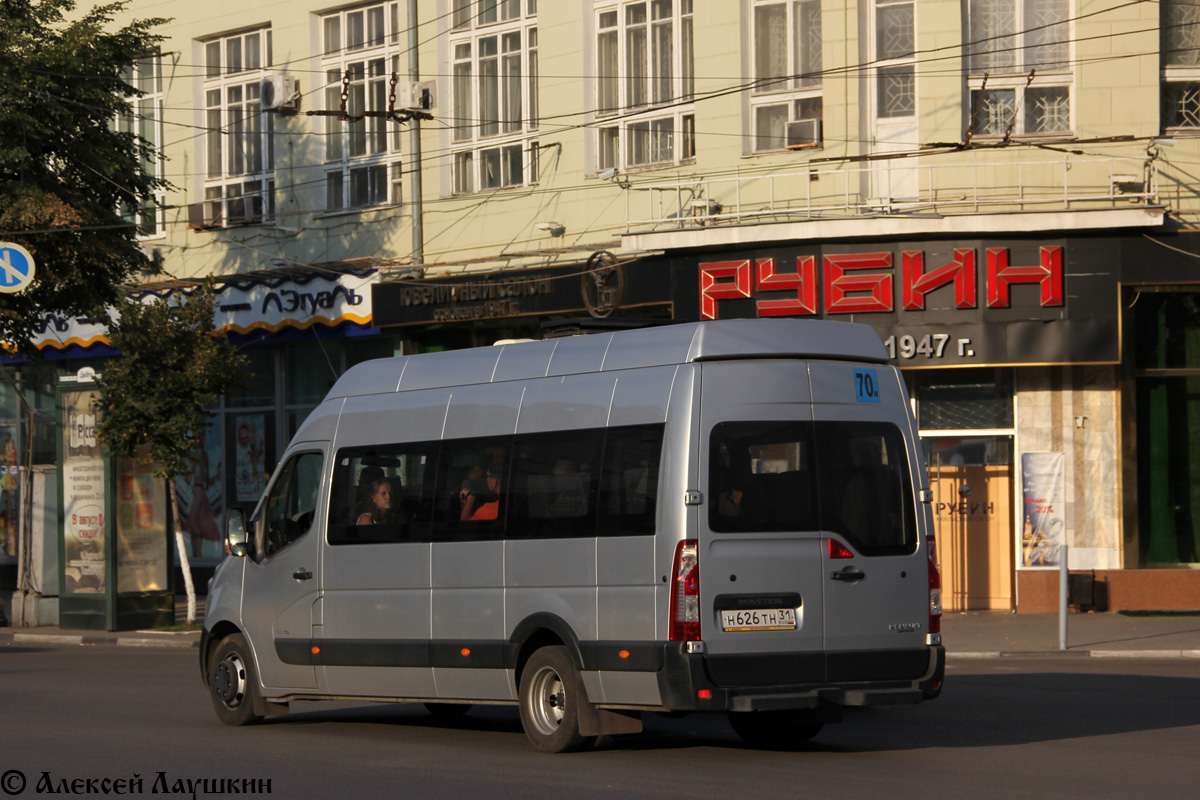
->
[395,80,436,111]
[260,75,300,111]
[785,118,823,150]
[186,200,222,230]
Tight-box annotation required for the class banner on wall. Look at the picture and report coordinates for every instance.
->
[234,415,267,503]
[1020,452,1066,567]
[28,271,377,354]
[61,389,106,593]
[115,448,168,593]
[175,422,226,559]
[0,426,17,558]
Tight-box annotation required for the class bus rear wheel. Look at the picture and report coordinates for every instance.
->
[518,646,593,753]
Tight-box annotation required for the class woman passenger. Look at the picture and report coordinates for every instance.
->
[357,478,399,525]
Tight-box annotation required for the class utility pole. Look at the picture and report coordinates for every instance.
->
[407,0,424,266]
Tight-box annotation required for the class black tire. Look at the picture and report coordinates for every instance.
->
[518,646,594,753]
[424,702,472,717]
[727,710,823,748]
[209,634,263,726]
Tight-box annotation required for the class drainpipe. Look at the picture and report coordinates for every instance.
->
[408,0,424,267]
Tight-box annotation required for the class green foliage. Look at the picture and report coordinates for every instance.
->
[96,283,248,480]
[0,1,167,351]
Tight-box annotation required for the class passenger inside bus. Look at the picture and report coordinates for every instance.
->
[461,461,502,520]
[356,477,399,525]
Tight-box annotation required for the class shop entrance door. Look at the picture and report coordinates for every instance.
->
[926,437,1014,611]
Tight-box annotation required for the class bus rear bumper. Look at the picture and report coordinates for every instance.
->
[656,642,946,713]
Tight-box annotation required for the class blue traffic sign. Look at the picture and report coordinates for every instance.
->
[0,242,36,294]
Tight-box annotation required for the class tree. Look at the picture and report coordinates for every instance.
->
[0,0,166,351]
[96,284,248,624]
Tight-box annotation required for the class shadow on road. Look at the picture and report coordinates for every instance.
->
[253,667,1200,754]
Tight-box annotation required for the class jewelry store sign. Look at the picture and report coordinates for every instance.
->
[393,274,556,323]
[375,265,594,326]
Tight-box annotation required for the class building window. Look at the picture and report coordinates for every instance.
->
[201,28,275,225]
[967,0,1071,138]
[749,0,823,152]
[873,0,915,120]
[320,3,404,211]
[594,0,695,172]
[1162,1,1200,132]
[449,1,538,194]
[119,54,166,236]
[913,368,1015,431]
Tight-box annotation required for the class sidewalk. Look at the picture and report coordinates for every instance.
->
[0,595,205,650]
[940,610,1200,658]
[2,595,1199,657]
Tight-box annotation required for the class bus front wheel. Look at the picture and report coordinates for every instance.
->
[209,634,264,726]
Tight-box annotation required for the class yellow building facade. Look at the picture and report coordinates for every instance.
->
[5,1,1200,614]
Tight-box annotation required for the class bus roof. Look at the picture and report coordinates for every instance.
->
[327,318,888,399]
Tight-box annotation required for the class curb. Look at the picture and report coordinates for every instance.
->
[1091,649,1200,659]
[951,649,1200,659]
[1,632,200,649]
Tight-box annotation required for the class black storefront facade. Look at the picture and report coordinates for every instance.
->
[372,228,1200,612]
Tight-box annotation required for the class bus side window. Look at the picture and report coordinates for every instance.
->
[598,424,664,537]
[431,438,509,540]
[509,429,603,539]
[328,445,437,545]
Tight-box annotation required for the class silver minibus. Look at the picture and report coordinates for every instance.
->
[201,318,945,752]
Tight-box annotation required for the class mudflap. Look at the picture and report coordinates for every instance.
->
[577,703,644,737]
[251,694,290,717]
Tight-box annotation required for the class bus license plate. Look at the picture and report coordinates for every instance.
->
[720,608,797,632]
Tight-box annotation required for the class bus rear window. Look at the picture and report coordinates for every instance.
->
[814,422,916,556]
[709,420,916,555]
[709,422,818,534]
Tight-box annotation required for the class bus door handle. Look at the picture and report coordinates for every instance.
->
[293,569,313,581]
[830,566,865,582]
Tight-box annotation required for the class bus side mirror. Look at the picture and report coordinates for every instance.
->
[226,509,248,557]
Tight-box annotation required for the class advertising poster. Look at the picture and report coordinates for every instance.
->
[1021,452,1067,567]
[62,390,106,594]
[175,423,225,558]
[0,426,17,557]
[234,415,267,502]
[115,448,168,593]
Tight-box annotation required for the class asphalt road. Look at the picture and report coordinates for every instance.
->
[1,644,1196,799]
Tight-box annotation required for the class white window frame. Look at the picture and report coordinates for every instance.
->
[593,0,695,174]
[201,27,276,226]
[966,0,1073,139]
[120,53,166,237]
[319,2,405,213]
[1161,0,1200,134]
[748,0,823,154]
[448,0,540,194]
[871,0,917,122]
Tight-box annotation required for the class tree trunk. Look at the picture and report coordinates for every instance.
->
[168,478,197,624]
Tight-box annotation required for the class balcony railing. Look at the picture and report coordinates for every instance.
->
[623,153,1160,232]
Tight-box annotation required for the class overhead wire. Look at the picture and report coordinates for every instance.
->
[18,0,1176,140]
[11,0,1179,175]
